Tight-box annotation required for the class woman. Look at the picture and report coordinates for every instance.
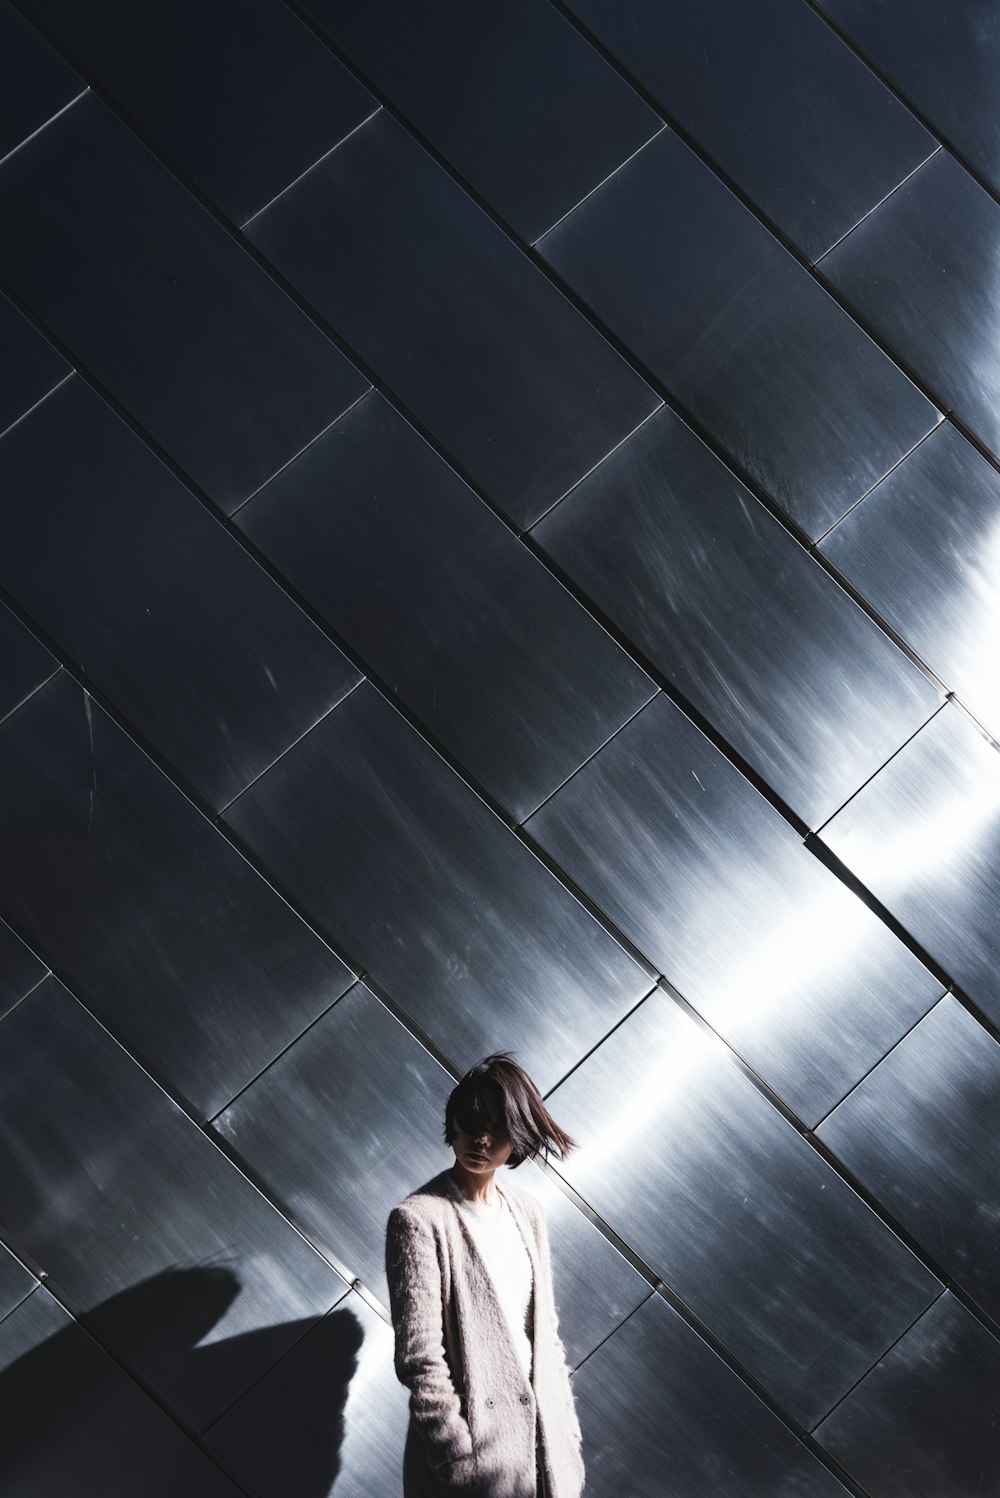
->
[385,1054,586,1498]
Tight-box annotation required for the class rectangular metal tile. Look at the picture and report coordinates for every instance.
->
[0,92,368,511]
[301,0,659,243]
[238,391,654,819]
[815,1293,1000,1498]
[548,992,939,1425]
[823,149,1000,467]
[0,977,348,1431]
[0,291,68,438]
[223,683,652,1091]
[20,0,374,225]
[0,916,46,1022]
[573,1294,850,1497]
[0,674,355,1117]
[818,995,1000,1320]
[0,3,80,160]
[822,704,1000,1024]
[245,110,660,528]
[568,0,932,259]
[0,1243,35,1321]
[538,128,939,538]
[533,403,940,826]
[0,599,57,722]
[0,376,360,810]
[822,421,1000,740]
[527,693,942,1127]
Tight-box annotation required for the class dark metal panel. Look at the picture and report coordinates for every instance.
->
[527,693,941,1126]
[246,110,660,528]
[223,683,652,1093]
[238,392,654,820]
[204,1291,408,1498]
[0,977,348,1432]
[0,3,80,160]
[819,996,1000,1318]
[573,1294,850,1498]
[0,1243,35,1321]
[822,422,1000,739]
[0,1288,245,1497]
[0,92,368,512]
[0,599,57,721]
[0,291,68,439]
[0,673,355,1117]
[548,992,940,1426]
[815,1293,1000,1498]
[0,377,360,811]
[300,0,659,243]
[20,0,374,225]
[822,704,1000,1024]
[823,150,1000,464]
[567,0,931,260]
[533,403,940,827]
[538,128,939,538]
[0,916,46,1022]
[818,0,1000,196]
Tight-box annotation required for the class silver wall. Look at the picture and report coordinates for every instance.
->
[1,2,999,1494]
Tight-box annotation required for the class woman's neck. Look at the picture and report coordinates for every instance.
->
[450,1161,502,1207]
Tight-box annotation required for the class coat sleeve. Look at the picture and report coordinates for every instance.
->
[385,1203,475,1468]
[533,1199,583,1447]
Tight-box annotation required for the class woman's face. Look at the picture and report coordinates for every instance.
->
[452,1093,513,1174]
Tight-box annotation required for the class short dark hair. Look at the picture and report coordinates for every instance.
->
[444,1053,576,1168]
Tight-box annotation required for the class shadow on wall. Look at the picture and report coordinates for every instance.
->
[0,1267,366,1498]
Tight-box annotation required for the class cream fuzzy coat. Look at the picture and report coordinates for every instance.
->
[385,1168,586,1498]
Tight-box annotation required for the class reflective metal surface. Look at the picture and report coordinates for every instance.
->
[567,0,932,260]
[818,995,1000,1319]
[0,2,80,161]
[0,1243,35,1321]
[0,291,68,439]
[818,0,1000,195]
[823,150,1000,464]
[204,1290,408,1498]
[822,421,1000,739]
[0,673,355,1116]
[20,0,374,226]
[246,110,661,528]
[302,0,658,244]
[822,703,1000,1023]
[528,693,942,1125]
[0,598,57,721]
[0,376,360,811]
[0,915,46,1022]
[224,683,652,1092]
[0,92,368,512]
[539,128,939,537]
[534,402,940,827]
[815,1292,1000,1498]
[239,391,654,819]
[572,1293,850,1497]
[0,975,348,1431]
[0,1288,244,1497]
[548,991,940,1425]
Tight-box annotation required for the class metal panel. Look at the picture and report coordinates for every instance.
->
[572,1294,850,1498]
[0,673,355,1117]
[533,403,940,827]
[0,4,80,160]
[0,1243,35,1321]
[527,693,942,1126]
[818,995,1000,1319]
[204,1291,409,1498]
[0,1288,244,1496]
[300,0,659,243]
[0,976,348,1431]
[238,391,654,820]
[0,291,68,439]
[822,704,1000,1023]
[0,599,57,721]
[818,0,1000,196]
[246,110,660,528]
[822,422,1000,739]
[538,128,939,538]
[0,92,368,512]
[20,0,374,225]
[223,683,652,1093]
[823,150,1000,465]
[0,916,46,1022]
[815,1292,1000,1498]
[567,0,932,260]
[548,991,940,1426]
[0,376,360,811]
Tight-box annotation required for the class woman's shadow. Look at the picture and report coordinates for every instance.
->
[0,1265,368,1497]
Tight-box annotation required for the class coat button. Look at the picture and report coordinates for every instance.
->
[519,1394,530,1405]
[485,1398,494,1408]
